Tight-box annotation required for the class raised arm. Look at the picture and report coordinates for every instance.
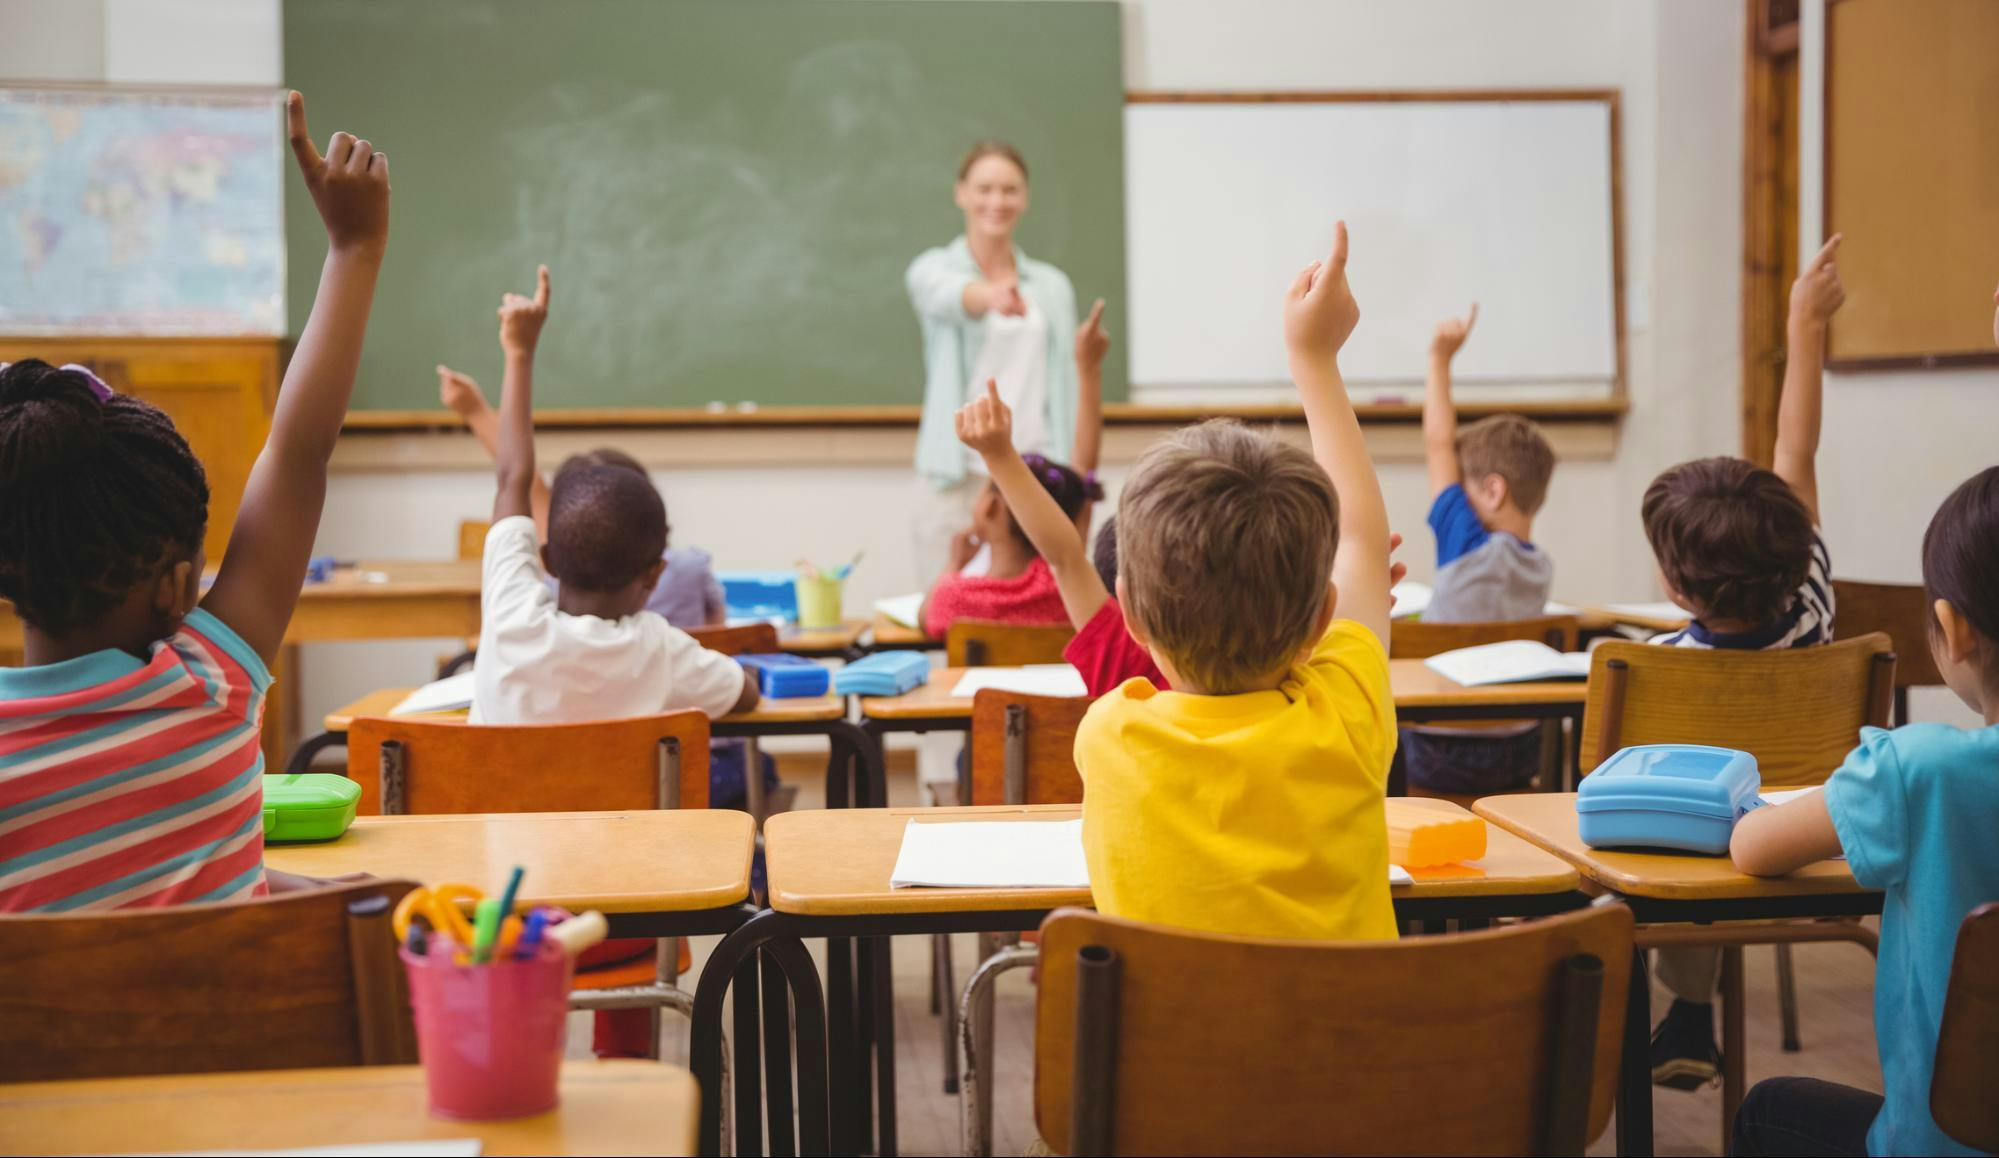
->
[492,266,551,523]
[1071,298,1108,475]
[1423,304,1477,496]
[1774,234,1844,523]
[1282,222,1391,645]
[201,92,388,663]
[958,379,1108,629]
[440,365,552,537]
[906,250,1023,323]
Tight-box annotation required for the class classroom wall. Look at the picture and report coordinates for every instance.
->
[4,0,1757,730]
[1798,0,1994,727]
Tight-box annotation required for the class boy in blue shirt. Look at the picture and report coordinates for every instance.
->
[1408,304,1559,795]
[1729,462,1999,1157]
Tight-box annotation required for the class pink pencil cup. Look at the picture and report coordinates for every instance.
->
[401,940,574,1120]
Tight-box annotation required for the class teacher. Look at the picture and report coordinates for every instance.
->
[905,139,1083,580]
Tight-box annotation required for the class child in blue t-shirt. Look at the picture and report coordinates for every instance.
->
[1729,463,1999,1158]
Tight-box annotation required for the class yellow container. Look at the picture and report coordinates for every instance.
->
[1384,798,1488,868]
[795,575,845,629]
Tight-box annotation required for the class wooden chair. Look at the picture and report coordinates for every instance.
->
[435,518,494,678]
[346,712,712,1058]
[1390,614,1581,804]
[0,879,418,1083]
[1832,579,1945,724]
[686,621,779,655]
[1033,900,1634,1156]
[1933,902,1999,1152]
[1580,633,1896,1146]
[945,619,1077,668]
[949,690,1091,1150]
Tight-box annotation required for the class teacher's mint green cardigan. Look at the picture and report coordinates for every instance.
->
[906,236,1078,488]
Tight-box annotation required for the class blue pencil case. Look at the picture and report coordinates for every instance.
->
[718,570,799,623]
[738,653,831,698]
[833,651,931,697]
[1577,744,1761,855]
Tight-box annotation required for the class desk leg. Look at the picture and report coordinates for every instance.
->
[827,937,857,1155]
[872,935,900,1157]
[856,937,878,1153]
[692,912,830,1158]
[762,954,797,1157]
[734,953,765,1158]
[1617,948,1655,1156]
[857,720,890,808]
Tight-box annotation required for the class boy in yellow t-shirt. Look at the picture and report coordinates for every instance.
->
[1076,221,1400,942]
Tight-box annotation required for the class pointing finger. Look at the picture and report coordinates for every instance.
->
[1805,233,1842,273]
[285,91,323,174]
[534,264,551,308]
[1084,298,1105,331]
[1323,220,1349,282]
[1465,302,1479,332]
[985,378,1001,407]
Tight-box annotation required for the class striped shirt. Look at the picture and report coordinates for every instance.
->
[1651,532,1835,651]
[0,609,272,912]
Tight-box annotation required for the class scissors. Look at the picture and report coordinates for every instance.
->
[394,883,520,957]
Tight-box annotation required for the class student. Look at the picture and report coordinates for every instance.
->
[1075,222,1400,941]
[1643,235,1846,1087]
[0,93,387,909]
[918,305,1105,640]
[437,367,726,628]
[472,264,755,1058]
[1729,464,1999,1158]
[1406,304,1560,795]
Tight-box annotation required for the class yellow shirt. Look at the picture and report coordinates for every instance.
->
[1076,620,1399,942]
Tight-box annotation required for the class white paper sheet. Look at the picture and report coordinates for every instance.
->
[889,819,1417,889]
[873,592,926,629]
[891,819,1092,888]
[1424,640,1591,686]
[390,671,477,715]
[949,665,1087,699]
[1758,786,1823,807]
[1390,580,1433,619]
[1603,601,1691,623]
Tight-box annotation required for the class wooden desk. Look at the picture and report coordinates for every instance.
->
[0,1061,697,1157]
[860,662,1589,722]
[1580,602,1692,634]
[782,618,870,658]
[321,686,846,733]
[691,801,1587,1156]
[763,801,1579,916]
[265,810,755,920]
[1474,792,1878,1158]
[867,612,937,652]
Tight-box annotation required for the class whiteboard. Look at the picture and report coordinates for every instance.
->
[1124,99,1618,394]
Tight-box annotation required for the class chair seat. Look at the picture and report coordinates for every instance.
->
[570,938,693,991]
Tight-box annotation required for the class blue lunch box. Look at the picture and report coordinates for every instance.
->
[718,570,799,623]
[737,653,832,698]
[1576,744,1761,855]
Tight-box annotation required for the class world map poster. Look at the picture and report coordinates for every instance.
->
[0,87,284,336]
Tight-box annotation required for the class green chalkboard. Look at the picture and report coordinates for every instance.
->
[283,0,1126,413]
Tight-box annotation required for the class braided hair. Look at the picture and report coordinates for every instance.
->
[0,359,209,636]
[1000,454,1103,553]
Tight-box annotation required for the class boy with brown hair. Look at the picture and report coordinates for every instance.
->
[1643,235,1846,1088]
[1075,221,1400,942]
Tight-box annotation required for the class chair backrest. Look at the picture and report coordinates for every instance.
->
[1933,902,1999,1152]
[968,689,1090,806]
[946,619,1077,668]
[1578,633,1896,787]
[346,711,712,815]
[456,518,491,562]
[1389,614,1580,660]
[1832,579,1944,690]
[0,879,418,1083]
[687,622,780,656]
[1033,901,1634,1156]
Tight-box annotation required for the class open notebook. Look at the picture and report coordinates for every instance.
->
[1423,640,1591,686]
[889,819,1413,888]
[873,592,925,629]
[389,670,477,715]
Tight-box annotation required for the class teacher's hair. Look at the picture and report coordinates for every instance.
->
[957,139,1028,183]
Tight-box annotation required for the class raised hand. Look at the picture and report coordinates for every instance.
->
[1431,303,1478,361]
[991,276,1028,317]
[499,264,552,356]
[286,91,388,255]
[1790,234,1846,326]
[1074,298,1110,369]
[955,378,1015,458]
[1284,220,1361,363]
[437,365,486,416]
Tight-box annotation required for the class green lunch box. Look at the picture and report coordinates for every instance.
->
[262,773,361,843]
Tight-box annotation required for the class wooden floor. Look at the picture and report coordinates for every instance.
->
[613,760,1887,1157]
